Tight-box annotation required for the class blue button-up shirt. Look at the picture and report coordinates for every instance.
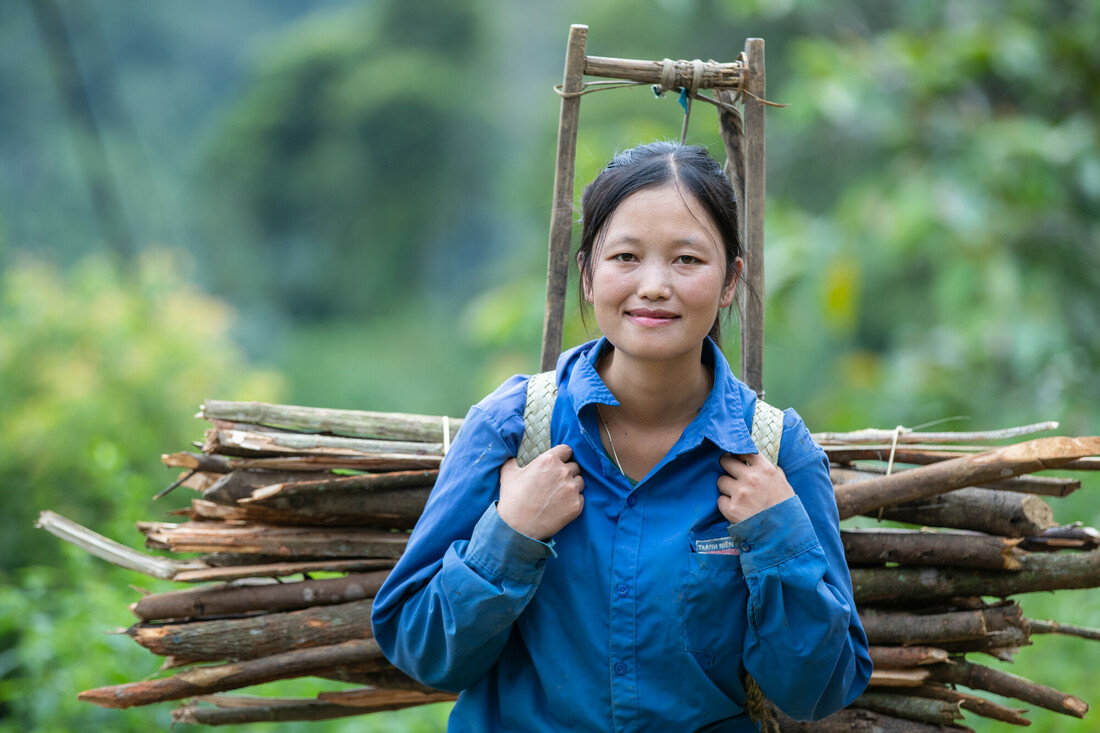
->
[371,338,871,731]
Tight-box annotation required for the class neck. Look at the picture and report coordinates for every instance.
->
[596,342,713,428]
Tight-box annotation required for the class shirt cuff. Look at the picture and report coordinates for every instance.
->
[465,502,557,585]
[727,495,821,575]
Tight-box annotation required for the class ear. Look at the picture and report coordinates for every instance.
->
[719,256,743,309]
[577,251,594,303]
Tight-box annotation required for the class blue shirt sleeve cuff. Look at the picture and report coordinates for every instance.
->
[727,495,821,575]
[465,502,557,585]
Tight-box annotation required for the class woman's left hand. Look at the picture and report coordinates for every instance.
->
[716,452,796,525]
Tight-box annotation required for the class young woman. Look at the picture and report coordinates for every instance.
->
[371,142,872,731]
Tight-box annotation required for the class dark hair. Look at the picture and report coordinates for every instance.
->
[576,141,743,343]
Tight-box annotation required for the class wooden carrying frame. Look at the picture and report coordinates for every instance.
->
[539,25,768,396]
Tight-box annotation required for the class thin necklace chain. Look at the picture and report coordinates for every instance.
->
[596,405,626,475]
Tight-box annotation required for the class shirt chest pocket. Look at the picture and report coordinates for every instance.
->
[683,527,750,656]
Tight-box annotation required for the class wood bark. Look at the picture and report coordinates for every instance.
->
[202,469,323,505]
[540,23,587,370]
[851,548,1100,603]
[868,646,950,668]
[869,488,1054,538]
[138,521,408,559]
[128,598,374,661]
[904,683,1030,726]
[173,696,372,725]
[850,692,963,726]
[582,55,743,88]
[842,529,1024,571]
[832,466,1080,498]
[834,436,1100,519]
[238,488,430,529]
[318,687,457,707]
[774,706,960,732]
[202,400,462,443]
[78,638,386,708]
[929,659,1088,717]
[1020,524,1100,552]
[248,469,438,499]
[1028,618,1100,641]
[131,571,389,620]
[868,669,930,687]
[35,511,204,580]
[204,428,443,461]
[859,604,1025,646]
[814,421,1058,445]
[739,38,766,395]
[172,558,394,583]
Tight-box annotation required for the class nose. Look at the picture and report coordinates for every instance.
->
[636,261,672,301]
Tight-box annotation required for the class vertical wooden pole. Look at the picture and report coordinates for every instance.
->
[540,24,588,373]
[739,38,766,396]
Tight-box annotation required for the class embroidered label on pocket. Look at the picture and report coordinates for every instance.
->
[692,536,740,555]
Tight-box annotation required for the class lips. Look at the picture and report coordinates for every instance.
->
[627,308,679,327]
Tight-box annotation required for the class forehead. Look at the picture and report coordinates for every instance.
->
[602,184,721,243]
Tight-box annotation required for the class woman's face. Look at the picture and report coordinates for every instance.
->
[582,184,739,366]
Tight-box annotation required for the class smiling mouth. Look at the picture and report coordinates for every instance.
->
[627,310,679,326]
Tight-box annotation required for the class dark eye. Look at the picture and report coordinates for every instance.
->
[676,255,700,264]
[612,253,637,263]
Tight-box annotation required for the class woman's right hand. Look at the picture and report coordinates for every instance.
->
[496,444,585,541]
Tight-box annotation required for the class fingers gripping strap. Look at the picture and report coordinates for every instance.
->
[750,399,784,465]
[517,371,558,467]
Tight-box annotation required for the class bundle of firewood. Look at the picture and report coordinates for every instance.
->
[37,400,1100,730]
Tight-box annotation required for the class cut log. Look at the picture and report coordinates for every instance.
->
[851,549,1100,603]
[171,558,394,583]
[35,511,205,580]
[774,706,962,732]
[186,498,422,530]
[318,687,457,707]
[172,696,371,725]
[239,487,430,528]
[841,529,1025,570]
[245,469,439,500]
[137,521,408,559]
[201,400,463,443]
[814,422,1059,445]
[869,488,1055,538]
[1028,618,1100,641]
[868,668,931,687]
[1020,525,1100,552]
[904,683,1030,726]
[850,692,964,726]
[204,428,443,461]
[78,638,386,708]
[929,658,1088,718]
[834,436,1100,519]
[859,604,1025,646]
[202,469,325,505]
[131,570,389,620]
[869,646,950,668]
[832,466,1080,498]
[128,598,374,661]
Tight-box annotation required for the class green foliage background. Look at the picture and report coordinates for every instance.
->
[0,0,1097,730]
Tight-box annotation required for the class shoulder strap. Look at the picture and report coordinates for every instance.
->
[517,370,558,467]
[750,398,784,465]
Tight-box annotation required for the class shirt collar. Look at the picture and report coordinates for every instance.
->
[556,337,759,456]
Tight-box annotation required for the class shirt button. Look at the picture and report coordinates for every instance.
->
[614,661,627,675]
[617,583,629,597]
[738,541,752,553]
[626,495,637,507]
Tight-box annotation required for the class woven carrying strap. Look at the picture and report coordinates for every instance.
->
[750,398,784,465]
[517,370,558,467]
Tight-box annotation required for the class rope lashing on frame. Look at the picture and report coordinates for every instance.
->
[554,55,786,142]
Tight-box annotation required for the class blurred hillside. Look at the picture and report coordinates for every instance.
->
[1,0,1098,730]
